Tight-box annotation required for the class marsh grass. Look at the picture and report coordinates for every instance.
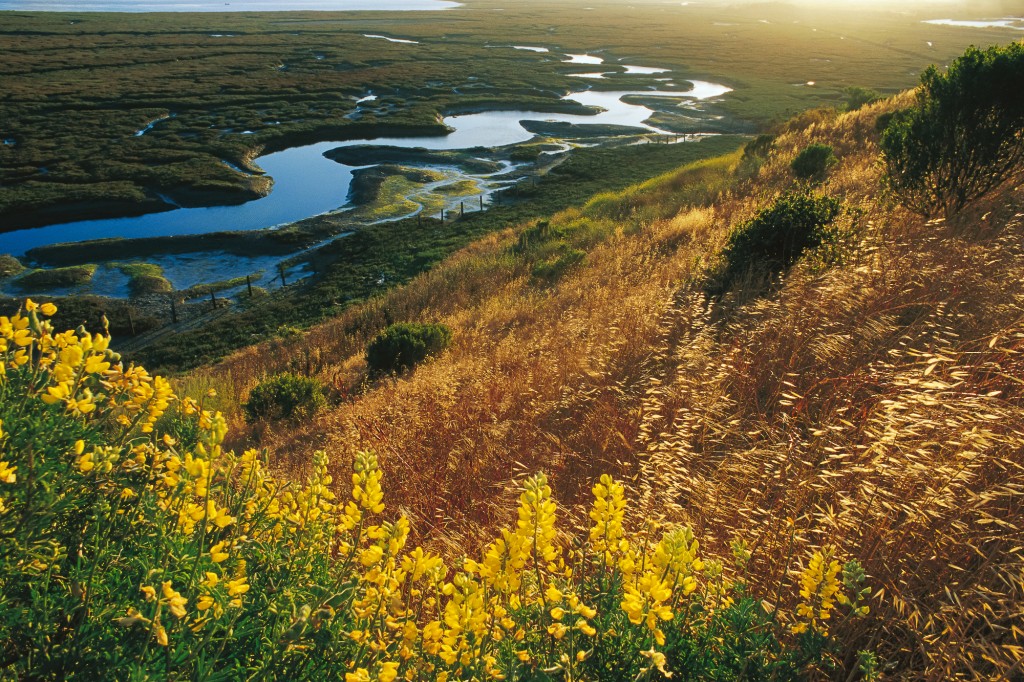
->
[14,264,97,291]
[0,255,25,279]
[113,262,174,296]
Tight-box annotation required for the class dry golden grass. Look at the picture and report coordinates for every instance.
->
[197,93,1024,678]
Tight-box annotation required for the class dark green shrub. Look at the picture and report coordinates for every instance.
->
[366,322,452,374]
[716,192,842,291]
[742,134,775,161]
[739,134,775,176]
[874,110,899,134]
[881,43,1024,217]
[843,86,881,111]
[243,372,326,422]
[791,143,838,181]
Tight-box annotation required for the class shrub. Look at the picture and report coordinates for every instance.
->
[791,143,838,181]
[739,134,775,176]
[716,192,842,291]
[874,110,898,134]
[365,321,452,374]
[881,43,1024,217]
[243,371,326,422]
[743,134,775,161]
[0,302,874,679]
[843,85,881,111]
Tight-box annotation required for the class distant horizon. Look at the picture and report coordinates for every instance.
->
[0,0,460,11]
[2,0,1020,14]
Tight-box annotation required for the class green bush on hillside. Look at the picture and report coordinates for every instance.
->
[739,134,775,176]
[243,372,326,422]
[881,43,1024,217]
[743,134,775,162]
[716,192,842,291]
[791,143,838,181]
[843,86,881,111]
[366,322,452,374]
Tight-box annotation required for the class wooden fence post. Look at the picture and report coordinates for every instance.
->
[171,297,178,324]
[246,274,253,297]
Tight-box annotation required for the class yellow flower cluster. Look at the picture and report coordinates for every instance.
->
[0,419,13,513]
[0,301,871,679]
[791,546,843,636]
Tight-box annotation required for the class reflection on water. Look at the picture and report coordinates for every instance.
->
[564,53,604,65]
[923,18,1024,30]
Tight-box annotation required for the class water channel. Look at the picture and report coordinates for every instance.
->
[0,78,731,258]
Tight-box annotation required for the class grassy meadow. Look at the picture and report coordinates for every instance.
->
[164,85,1024,678]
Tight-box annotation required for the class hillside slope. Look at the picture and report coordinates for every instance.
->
[200,90,1024,677]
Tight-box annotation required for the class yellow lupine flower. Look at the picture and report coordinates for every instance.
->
[589,474,627,562]
[791,546,844,636]
[226,577,249,597]
[0,461,16,484]
[76,452,95,473]
[360,545,384,567]
[209,541,229,563]
[546,622,568,640]
[377,662,399,682]
[576,619,597,637]
[84,353,110,375]
[162,581,188,619]
[154,625,169,647]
